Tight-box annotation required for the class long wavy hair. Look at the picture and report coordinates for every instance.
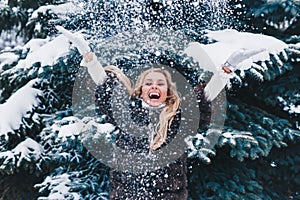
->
[104,66,181,150]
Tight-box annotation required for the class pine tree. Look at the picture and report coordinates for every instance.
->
[0,0,299,199]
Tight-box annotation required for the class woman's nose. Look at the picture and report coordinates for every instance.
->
[151,84,158,89]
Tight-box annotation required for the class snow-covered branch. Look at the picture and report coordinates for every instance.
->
[0,138,43,174]
[0,79,41,140]
[34,173,81,200]
[15,35,70,70]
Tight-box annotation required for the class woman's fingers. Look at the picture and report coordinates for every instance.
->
[83,52,94,63]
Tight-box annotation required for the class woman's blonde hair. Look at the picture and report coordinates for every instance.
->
[104,66,181,150]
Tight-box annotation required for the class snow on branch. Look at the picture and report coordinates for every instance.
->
[205,29,287,55]
[34,173,81,200]
[185,129,220,163]
[0,137,43,174]
[278,96,300,115]
[0,52,19,71]
[39,116,115,166]
[14,35,70,70]
[34,169,109,200]
[0,79,42,140]
[221,130,257,146]
[287,43,300,62]
[13,137,44,167]
[41,116,115,144]
[29,2,83,22]
[56,116,84,142]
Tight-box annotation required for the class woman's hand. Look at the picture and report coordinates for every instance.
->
[83,52,94,63]
[223,48,266,73]
[79,51,107,85]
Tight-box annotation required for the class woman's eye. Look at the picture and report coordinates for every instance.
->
[158,83,165,86]
[145,82,152,86]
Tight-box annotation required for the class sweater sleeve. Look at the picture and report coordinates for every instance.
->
[164,109,181,145]
[94,72,119,124]
[194,83,212,133]
[80,53,108,85]
[95,75,150,155]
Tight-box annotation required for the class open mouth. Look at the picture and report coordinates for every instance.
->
[149,92,160,100]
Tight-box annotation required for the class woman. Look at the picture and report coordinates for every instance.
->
[81,52,211,199]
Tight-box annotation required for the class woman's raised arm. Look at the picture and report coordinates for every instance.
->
[56,26,107,85]
[80,52,108,86]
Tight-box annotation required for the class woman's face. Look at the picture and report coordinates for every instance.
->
[141,71,168,107]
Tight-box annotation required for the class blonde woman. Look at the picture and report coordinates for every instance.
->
[81,52,211,200]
